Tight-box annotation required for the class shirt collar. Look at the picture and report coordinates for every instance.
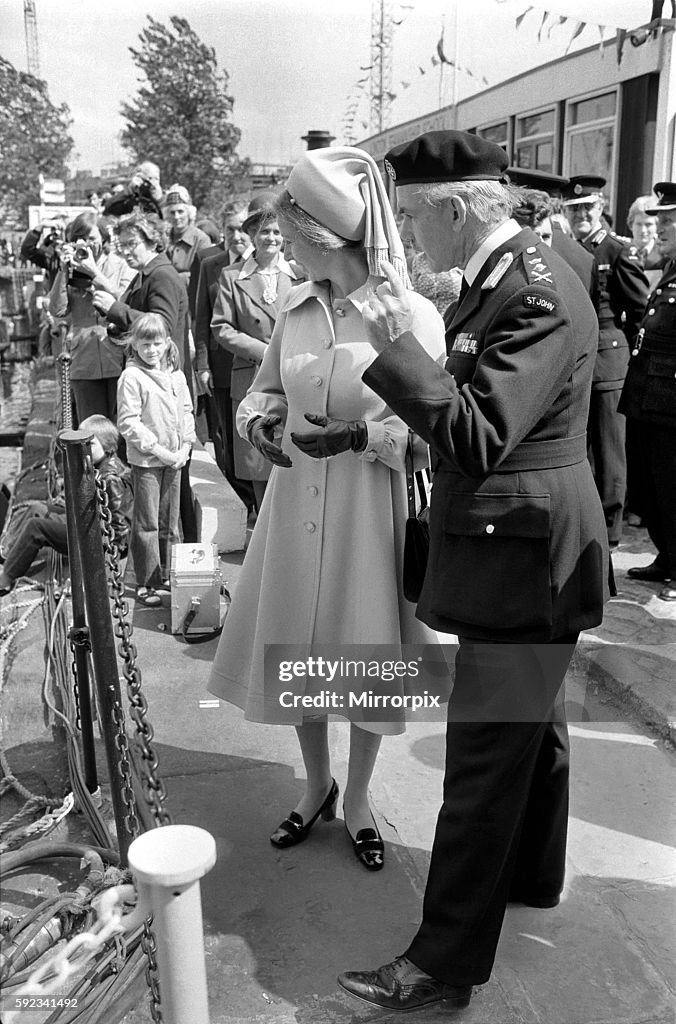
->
[237,253,298,281]
[464,219,521,286]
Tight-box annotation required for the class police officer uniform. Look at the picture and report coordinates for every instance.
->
[338,132,608,1012]
[620,183,676,600]
[564,176,649,545]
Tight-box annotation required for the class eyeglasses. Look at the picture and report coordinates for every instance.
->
[118,237,142,252]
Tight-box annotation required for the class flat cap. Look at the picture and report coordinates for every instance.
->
[506,166,567,194]
[562,175,606,206]
[163,183,192,207]
[645,182,676,215]
[384,130,509,186]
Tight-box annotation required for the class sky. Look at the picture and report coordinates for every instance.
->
[1,0,652,173]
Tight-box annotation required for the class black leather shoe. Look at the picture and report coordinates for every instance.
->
[338,955,472,1012]
[658,584,676,602]
[270,779,338,848]
[627,561,669,582]
[345,817,384,871]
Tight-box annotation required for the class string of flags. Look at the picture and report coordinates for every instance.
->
[505,1,676,64]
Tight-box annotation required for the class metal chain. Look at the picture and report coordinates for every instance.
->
[94,471,171,828]
[140,919,162,1022]
[93,470,166,1020]
[2,884,144,1024]
[110,700,141,839]
[67,625,90,733]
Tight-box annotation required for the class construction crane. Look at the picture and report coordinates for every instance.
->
[24,0,41,78]
[369,0,394,135]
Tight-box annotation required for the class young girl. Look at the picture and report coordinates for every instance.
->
[117,313,196,607]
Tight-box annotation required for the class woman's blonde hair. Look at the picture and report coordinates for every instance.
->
[127,312,180,370]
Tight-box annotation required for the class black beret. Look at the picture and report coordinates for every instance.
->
[646,182,676,214]
[562,175,606,205]
[384,130,509,186]
[506,166,567,195]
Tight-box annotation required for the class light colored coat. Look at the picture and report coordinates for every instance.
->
[117,359,196,468]
[208,280,446,734]
[211,255,298,480]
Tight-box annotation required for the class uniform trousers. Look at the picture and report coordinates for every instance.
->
[625,420,676,576]
[406,635,577,986]
[587,387,626,544]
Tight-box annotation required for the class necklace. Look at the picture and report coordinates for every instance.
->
[257,264,280,304]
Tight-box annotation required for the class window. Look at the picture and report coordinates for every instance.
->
[514,106,557,172]
[477,121,509,153]
[564,88,618,206]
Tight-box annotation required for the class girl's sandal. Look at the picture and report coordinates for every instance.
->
[136,587,161,607]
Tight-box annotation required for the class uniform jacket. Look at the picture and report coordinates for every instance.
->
[96,452,133,553]
[551,230,599,310]
[364,225,608,642]
[208,281,446,728]
[117,358,196,468]
[581,227,649,389]
[619,258,676,429]
[107,253,188,366]
[48,253,135,379]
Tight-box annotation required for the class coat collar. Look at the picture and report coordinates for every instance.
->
[236,253,297,281]
[464,219,521,286]
[448,226,540,333]
[281,278,371,315]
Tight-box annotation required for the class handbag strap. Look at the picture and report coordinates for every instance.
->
[405,432,417,519]
[406,431,430,515]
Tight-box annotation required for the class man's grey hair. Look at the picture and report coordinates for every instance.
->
[414,180,522,225]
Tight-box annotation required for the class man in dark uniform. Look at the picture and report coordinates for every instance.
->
[337,131,608,1013]
[564,176,649,548]
[507,167,598,305]
[620,183,676,601]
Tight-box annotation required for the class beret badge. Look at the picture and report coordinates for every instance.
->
[384,158,397,181]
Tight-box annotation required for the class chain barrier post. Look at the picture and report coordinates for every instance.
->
[128,826,216,1024]
[59,428,136,864]
[62,438,99,797]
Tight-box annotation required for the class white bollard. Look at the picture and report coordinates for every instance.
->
[128,825,217,1024]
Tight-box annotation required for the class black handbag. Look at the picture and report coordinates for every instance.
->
[403,432,431,603]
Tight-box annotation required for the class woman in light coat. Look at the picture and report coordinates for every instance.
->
[211,198,298,510]
[208,148,445,871]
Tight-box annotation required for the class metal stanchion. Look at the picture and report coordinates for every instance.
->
[128,826,217,1024]
[59,428,136,863]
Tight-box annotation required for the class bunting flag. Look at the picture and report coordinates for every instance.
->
[515,6,534,28]
[537,10,549,41]
[548,14,567,37]
[418,64,427,74]
[598,25,606,55]
[564,19,585,53]
[436,30,453,65]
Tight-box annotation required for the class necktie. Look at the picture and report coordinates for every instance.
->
[458,276,469,305]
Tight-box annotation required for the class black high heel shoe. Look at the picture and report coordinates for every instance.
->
[345,814,384,872]
[270,779,339,848]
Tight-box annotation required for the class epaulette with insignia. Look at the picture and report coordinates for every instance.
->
[481,252,513,290]
[591,229,607,246]
[611,231,632,245]
[522,244,554,287]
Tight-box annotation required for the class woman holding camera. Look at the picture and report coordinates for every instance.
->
[48,211,135,424]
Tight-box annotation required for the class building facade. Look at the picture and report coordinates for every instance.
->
[357,21,676,226]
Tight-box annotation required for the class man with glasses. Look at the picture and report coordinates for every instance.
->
[564,175,649,551]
